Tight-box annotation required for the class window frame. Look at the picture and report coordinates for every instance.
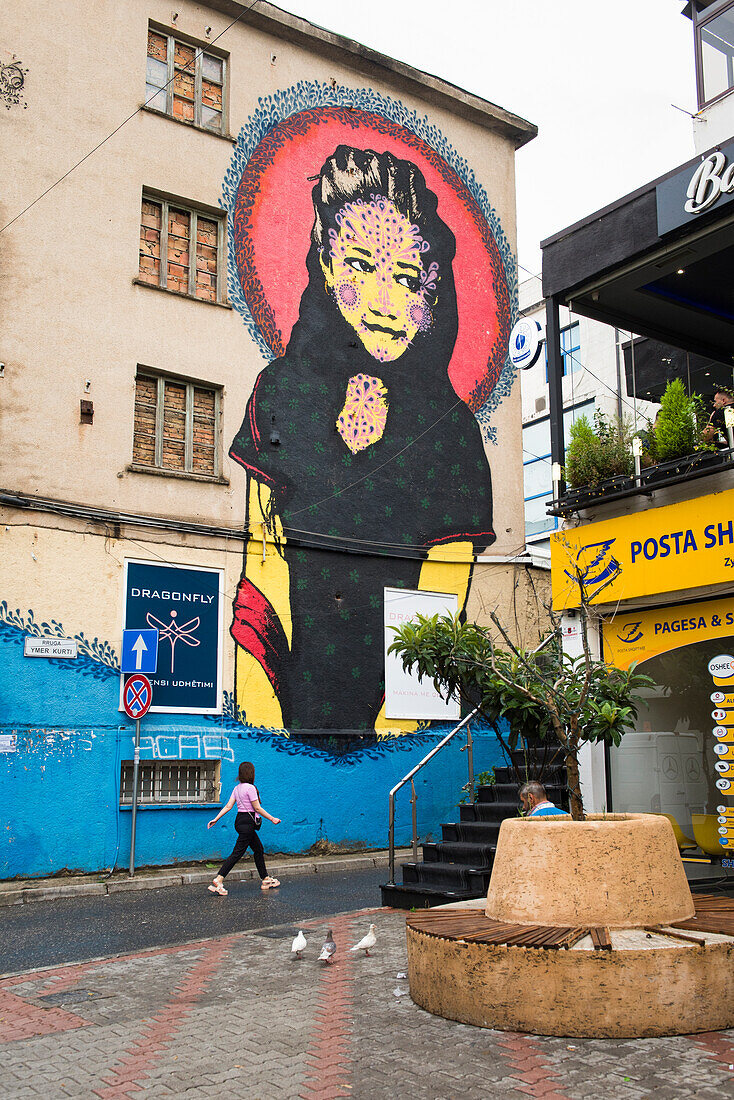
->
[146,22,228,134]
[132,367,223,479]
[522,398,595,540]
[120,759,221,806]
[139,192,227,305]
[693,0,734,108]
[545,321,581,380]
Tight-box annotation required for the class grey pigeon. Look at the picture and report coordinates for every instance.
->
[317,929,336,963]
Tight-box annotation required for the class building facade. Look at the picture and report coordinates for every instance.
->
[0,1,539,877]
[543,0,734,871]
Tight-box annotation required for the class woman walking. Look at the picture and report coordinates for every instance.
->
[207,761,281,895]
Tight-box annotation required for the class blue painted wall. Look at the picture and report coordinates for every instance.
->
[0,614,504,880]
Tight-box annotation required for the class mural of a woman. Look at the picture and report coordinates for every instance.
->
[230,145,495,731]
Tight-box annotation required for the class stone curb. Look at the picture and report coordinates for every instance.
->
[0,850,410,906]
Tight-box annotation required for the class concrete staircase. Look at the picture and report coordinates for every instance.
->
[380,760,568,909]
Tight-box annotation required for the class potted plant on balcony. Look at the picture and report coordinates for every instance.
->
[564,411,634,506]
[642,378,724,484]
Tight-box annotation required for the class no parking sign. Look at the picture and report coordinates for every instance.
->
[123,674,153,719]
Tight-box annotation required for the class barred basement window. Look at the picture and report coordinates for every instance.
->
[146,26,226,132]
[120,760,219,804]
[133,371,221,476]
[139,195,224,303]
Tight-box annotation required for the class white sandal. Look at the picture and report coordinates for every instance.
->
[208,880,228,896]
[261,876,281,890]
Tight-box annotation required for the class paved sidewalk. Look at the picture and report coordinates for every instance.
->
[0,848,411,907]
[1,907,732,1099]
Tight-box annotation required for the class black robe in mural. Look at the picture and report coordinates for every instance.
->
[230,292,495,731]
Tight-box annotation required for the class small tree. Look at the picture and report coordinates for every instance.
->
[654,378,708,461]
[388,572,652,821]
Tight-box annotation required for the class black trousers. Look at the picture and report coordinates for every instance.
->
[218,813,268,880]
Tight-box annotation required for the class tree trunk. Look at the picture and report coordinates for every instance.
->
[565,751,585,821]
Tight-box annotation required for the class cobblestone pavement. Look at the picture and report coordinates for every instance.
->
[1,907,733,1100]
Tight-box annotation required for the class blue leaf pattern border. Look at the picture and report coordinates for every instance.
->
[0,603,499,768]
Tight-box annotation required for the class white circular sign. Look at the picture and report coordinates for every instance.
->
[714,743,730,755]
[712,709,728,721]
[716,760,732,773]
[708,654,734,679]
[713,726,729,738]
[718,804,729,813]
[716,778,732,790]
[508,318,543,370]
[711,691,725,703]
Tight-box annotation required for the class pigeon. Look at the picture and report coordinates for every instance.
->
[350,923,377,956]
[291,930,307,958]
[317,929,336,963]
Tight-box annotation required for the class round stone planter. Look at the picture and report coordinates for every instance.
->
[406,813,734,1037]
[485,813,694,928]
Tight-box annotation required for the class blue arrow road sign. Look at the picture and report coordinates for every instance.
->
[121,629,159,674]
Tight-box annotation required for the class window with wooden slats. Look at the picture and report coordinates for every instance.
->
[133,371,220,478]
[138,195,223,304]
[146,27,225,133]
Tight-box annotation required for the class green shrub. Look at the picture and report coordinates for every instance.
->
[565,411,634,488]
[653,378,708,461]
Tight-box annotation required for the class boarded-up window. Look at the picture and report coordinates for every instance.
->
[138,195,223,303]
[133,372,220,477]
[146,26,225,133]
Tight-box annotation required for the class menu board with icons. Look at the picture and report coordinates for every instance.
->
[709,655,734,850]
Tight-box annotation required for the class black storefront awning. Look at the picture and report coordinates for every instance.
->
[542,139,734,371]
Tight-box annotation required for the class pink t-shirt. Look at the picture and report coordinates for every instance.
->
[232,782,259,815]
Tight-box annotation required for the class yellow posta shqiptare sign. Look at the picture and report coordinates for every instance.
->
[551,487,734,610]
[602,594,734,671]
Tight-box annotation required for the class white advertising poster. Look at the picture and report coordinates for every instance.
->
[384,587,461,721]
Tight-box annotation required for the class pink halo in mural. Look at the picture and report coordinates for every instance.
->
[231,107,511,412]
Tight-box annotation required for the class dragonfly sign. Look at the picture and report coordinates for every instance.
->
[122,560,224,714]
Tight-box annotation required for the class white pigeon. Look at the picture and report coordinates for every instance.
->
[291,930,307,958]
[318,929,336,963]
[350,923,377,956]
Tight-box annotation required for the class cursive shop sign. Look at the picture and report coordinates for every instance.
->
[657,141,734,234]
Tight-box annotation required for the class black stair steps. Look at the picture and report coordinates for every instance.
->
[421,840,496,865]
[380,755,568,909]
[380,882,481,909]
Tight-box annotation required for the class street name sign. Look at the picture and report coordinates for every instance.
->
[24,637,78,658]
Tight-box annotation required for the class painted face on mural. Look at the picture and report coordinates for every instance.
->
[320,197,439,363]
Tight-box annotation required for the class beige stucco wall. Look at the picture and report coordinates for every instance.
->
[1,0,526,553]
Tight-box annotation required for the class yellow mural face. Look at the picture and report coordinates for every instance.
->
[320,198,436,363]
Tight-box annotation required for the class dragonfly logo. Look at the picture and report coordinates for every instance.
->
[617,621,643,644]
[565,538,622,600]
[146,610,200,673]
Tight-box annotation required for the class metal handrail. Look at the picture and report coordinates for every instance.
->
[387,707,479,885]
